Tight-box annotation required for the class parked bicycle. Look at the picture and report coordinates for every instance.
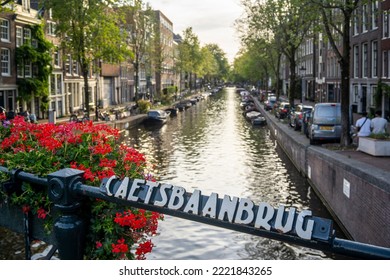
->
[69,112,90,123]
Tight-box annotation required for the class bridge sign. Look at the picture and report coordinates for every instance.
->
[100,176,333,242]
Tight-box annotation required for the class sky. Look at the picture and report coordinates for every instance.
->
[146,0,244,64]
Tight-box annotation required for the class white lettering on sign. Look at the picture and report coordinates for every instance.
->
[234,198,254,225]
[127,179,144,202]
[183,189,201,215]
[168,186,186,210]
[154,184,172,207]
[295,210,314,240]
[103,176,317,240]
[254,202,274,230]
[202,193,218,218]
[218,195,238,223]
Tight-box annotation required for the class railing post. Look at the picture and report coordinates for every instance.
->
[47,168,86,260]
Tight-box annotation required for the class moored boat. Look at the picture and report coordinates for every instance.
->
[144,109,171,125]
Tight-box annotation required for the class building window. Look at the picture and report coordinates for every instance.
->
[47,21,56,36]
[23,28,31,45]
[0,19,9,42]
[353,10,359,35]
[353,45,359,78]
[16,27,23,47]
[65,55,71,75]
[372,41,378,78]
[24,60,32,77]
[383,11,389,38]
[370,85,377,107]
[50,74,62,95]
[383,51,389,78]
[54,50,61,68]
[362,4,368,32]
[1,48,10,76]
[353,85,359,103]
[17,64,23,77]
[362,43,368,78]
[72,60,79,76]
[372,1,379,30]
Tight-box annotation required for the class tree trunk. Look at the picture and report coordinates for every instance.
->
[288,58,297,107]
[340,17,352,146]
[83,68,90,118]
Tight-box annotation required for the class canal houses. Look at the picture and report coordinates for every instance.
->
[0,0,183,119]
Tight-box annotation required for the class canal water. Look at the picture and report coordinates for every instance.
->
[118,87,345,260]
[0,87,345,260]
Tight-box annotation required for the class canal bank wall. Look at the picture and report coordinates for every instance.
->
[253,97,390,248]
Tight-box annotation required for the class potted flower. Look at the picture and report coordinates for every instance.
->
[0,116,163,259]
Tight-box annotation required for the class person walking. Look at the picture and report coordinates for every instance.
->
[371,110,388,134]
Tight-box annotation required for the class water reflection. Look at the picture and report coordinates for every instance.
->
[119,88,343,260]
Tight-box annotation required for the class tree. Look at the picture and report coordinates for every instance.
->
[177,27,202,90]
[239,0,316,106]
[204,44,230,84]
[116,0,154,101]
[46,0,130,117]
[311,0,365,146]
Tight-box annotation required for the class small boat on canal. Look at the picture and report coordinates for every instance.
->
[251,116,267,126]
[165,107,178,117]
[144,109,171,125]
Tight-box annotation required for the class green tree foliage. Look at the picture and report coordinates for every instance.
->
[45,0,131,116]
[202,44,230,84]
[15,24,53,111]
[177,27,202,90]
[115,0,154,100]
[239,0,316,104]
[311,0,368,146]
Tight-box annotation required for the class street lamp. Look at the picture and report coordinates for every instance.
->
[299,66,306,104]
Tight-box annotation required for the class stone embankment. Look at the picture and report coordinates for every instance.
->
[253,97,390,248]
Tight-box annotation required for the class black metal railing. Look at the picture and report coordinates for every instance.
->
[1,166,389,260]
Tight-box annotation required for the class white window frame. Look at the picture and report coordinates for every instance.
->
[65,55,71,75]
[353,10,359,36]
[54,50,61,68]
[372,1,379,30]
[370,85,377,107]
[47,21,56,36]
[383,11,389,38]
[23,28,31,45]
[362,4,368,32]
[353,85,359,103]
[372,41,378,78]
[0,19,10,42]
[1,48,10,76]
[24,60,32,78]
[17,64,23,78]
[72,60,79,75]
[353,45,359,78]
[362,43,368,78]
[383,51,389,78]
[16,26,23,47]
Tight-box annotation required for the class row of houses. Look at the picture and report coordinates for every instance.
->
[0,0,183,119]
[281,0,390,118]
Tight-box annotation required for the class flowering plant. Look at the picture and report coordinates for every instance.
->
[0,116,163,260]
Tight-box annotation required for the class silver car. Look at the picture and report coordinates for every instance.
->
[308,103,341,145]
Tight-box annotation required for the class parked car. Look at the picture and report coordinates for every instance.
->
[264,96,277,111]
[308,103,341,144]
[274,102,290,119]
[289,104,313,131]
